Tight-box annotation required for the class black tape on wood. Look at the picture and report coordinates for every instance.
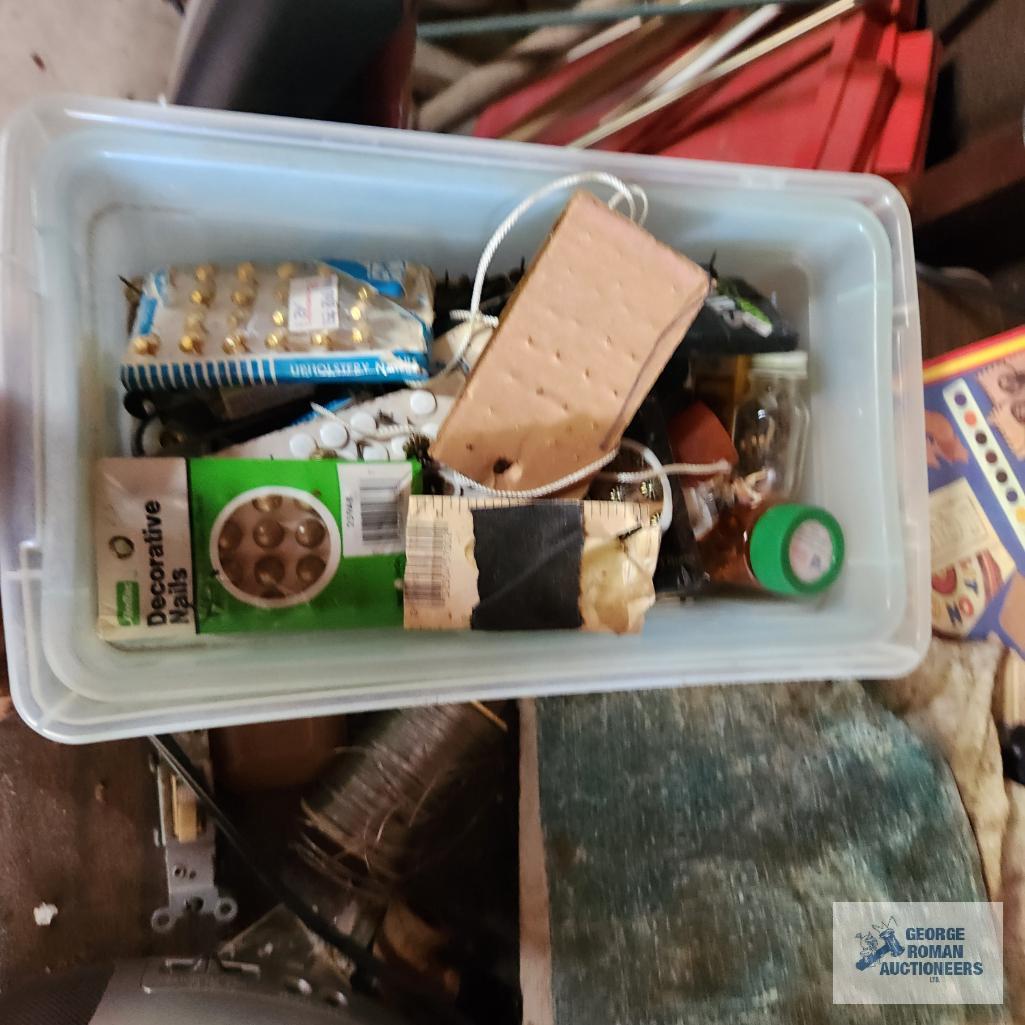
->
[470,504,584,631]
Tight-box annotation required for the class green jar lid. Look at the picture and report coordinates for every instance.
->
[748,504,844,597]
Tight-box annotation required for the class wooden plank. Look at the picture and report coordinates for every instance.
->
[518,700,554,1025]
[418,0,633,132]
[911,121,1025,230]
[917,277,1010,363]
[0,715,191,987]
[911,121,1025,269]
[413,41,477,95]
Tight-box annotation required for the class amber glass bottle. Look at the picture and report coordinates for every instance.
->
[699,501,844,597]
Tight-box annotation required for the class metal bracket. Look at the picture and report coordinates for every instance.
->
[218,904,353,1005]
[151,732,238,933]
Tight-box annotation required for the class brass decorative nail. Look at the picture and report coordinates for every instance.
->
[222,333,247,355]
[132,334,160,356]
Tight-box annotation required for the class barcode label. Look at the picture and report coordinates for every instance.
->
[288,275,339,334]
[359,484,401,544]
[338,463,412,556]
[404,519,450,607]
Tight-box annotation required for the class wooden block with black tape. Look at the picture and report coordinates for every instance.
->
[403,495,660,634]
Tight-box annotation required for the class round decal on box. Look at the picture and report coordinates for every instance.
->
[209,486,341,609]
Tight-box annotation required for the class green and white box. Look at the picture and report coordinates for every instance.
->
[95,457,420,641]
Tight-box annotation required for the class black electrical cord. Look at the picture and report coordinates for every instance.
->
[149,733,476,1025]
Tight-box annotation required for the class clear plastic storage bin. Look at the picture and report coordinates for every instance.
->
[0,96,928,742]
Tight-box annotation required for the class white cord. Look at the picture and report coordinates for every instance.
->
[440,449,620,500]
[595,444,733,534]
[733,469,768,506]
[598,458,734,484]
[445,447,732,506]
[428,171,650,381]
[451,309,499,329]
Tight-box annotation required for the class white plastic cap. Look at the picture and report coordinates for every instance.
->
[750,350,808,377]
[362,443,391,461]
[350,411,378,435]
[319,422,349,449]
[288,433,317,458]
[408,390,438,417]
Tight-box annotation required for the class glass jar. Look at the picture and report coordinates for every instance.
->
[732,351,809,500]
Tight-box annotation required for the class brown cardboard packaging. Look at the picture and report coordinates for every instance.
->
[430,190,709,492]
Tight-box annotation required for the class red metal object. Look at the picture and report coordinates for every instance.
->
[473,16,724,147]
[473,34,628,141]
[471,4,938,176]
[655,31,832,165]
[871,30,940,178]
[792,11,886,168]
[816,60,898,171]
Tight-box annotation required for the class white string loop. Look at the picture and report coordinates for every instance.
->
[429,171,650,381]
[446,447,733,505]
[598,458,734,484]
[439,449,620,501]
[450,309,499,329]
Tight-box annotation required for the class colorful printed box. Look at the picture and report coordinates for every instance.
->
[925,326,1025,653]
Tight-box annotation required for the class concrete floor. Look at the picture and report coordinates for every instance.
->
[0,0,179,122]
[0,0,182,991]
[0,721,184,988]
